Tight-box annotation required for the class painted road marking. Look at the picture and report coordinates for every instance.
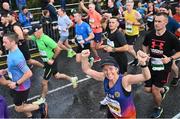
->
[172,113,180,119]
[8,76,91,108]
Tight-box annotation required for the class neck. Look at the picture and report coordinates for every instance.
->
[156,28,166,36]
[109,74,119,85]
[10,44,18,52]
[111,28,117,33]
[77,20,83,24]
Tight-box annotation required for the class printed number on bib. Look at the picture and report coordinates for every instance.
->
[106,96,122,117]
[39,50,48,62]
[126,23,133,33]
[151,58,164,71]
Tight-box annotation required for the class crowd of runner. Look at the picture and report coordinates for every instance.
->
[0,0,179,118]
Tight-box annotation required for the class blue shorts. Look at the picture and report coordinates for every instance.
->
[59,36,68,42]
[93,33,102,43]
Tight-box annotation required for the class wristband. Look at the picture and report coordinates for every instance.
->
[140,64,148,68]
[15,82,19,87]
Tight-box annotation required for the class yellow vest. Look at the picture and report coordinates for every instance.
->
[124,10,140,36]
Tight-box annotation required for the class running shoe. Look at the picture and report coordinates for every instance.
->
[150,107,163,118]
[170,77,179,87]
[39,103,48,118]
[71,76,78,88]
[89,57,94,67]
[161,86,169,100]
[128,59,139,66]
[32,97,46,105]
[94,56,101,63]
[100,96,108,106]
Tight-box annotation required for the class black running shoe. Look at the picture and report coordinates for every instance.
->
[150,107,163,118]
[161,86,169,100]
[170,77,179,87]
[39,103,48,118]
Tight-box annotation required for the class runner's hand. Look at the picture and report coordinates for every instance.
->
[8,82,16,89]
[137,50,149,65]
[104,46,113,52]
[81,49,90,58]
[161,55,172,64]
[47,59,54,65]
[0,69,7,75]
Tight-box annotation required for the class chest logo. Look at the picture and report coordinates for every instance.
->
[114,92,120,98]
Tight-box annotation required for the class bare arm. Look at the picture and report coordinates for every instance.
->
[104,44,129,53]
[85,32,94,42]
[123,50,151,86]
[53,46,61,59]
[16,70,32,85]
[13,25,24,40]
[80,1,89,13]
[81,50,105,81]
[0,77,11,86]
[142,45,149,54]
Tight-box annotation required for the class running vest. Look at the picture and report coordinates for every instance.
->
[124,10,140,36]
[104,74,136,118]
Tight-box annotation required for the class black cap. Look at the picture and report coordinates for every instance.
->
[28,24,42,35]
[100,56,119,68]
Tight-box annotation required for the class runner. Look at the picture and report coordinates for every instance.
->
[81,49,151,118]
[142,12,180,118]
[73,11,95,64]
[6,12,44,68]
[57,8,76,58]
[80,2,102,62]
[123,0,142,66]
[2,33,48,118]
[26,24,78,105]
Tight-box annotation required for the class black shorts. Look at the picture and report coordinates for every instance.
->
[125,35,138,45]
[145,70,170,88]
[43,59,58,80]
[18,41,31,61]
[93,33,102,43]
[76,43,91,53]
[10,89,30,106]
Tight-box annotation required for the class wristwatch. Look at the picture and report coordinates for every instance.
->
[15,82,19,87]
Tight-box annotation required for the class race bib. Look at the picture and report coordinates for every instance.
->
[107,39,115,47]
[106,96,122,117]
[125,23,133,33]
[76,35,84,48]
[151,58,164,71]
[147,16,154,22]
[39,50,48,62]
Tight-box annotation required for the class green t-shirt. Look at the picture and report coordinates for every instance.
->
[31,34,57,62]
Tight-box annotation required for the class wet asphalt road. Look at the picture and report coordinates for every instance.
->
[0,31,180,118]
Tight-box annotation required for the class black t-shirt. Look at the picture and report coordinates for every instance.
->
[108,29,127,59]
[107,6,119,16]
[143,30,180,70]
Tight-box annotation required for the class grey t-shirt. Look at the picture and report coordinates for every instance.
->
[58,15,72,36]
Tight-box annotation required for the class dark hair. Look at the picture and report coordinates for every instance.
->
[155,12,168,19]
[58,7,65,13]
[4,32,19,43]
[22,6,27,11]
[109,16,119,22]
[160,3,171,10]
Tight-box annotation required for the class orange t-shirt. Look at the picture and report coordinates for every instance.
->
[88,10,102,33]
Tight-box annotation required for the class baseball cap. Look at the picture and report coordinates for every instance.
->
[100,56,119,68]
[28,24,42,35]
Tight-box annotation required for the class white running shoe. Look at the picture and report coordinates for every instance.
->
[71,76,78,88]
[32,97,46,105]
